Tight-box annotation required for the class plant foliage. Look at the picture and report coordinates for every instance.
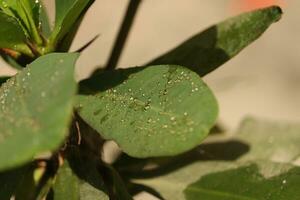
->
[0,1,293,199]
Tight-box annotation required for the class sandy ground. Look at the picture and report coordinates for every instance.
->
[1,1,299,199]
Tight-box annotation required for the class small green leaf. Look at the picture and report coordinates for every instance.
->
[0,53,78,171]
[76,65,218,158]
[0,11,32,56]
[52,161,81,200]
[50,0,95,48]
[39,2,51,38]
[148,6,282,76]
[52,151,109,200]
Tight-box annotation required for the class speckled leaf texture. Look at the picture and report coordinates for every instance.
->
[148,6,282,76]
[0,53,78,171]
[76,66,218,158]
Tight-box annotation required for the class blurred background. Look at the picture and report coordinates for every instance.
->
[1,0,299,132]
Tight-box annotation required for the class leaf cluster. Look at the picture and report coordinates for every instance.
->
[0,1,292,199]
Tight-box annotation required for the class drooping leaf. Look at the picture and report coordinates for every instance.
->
[0,11,32,56]
[0,53,78,171]
[148,6,282,76]
[50,0,95,48]
[76,65,218,158]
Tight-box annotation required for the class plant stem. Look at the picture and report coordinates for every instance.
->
[105,0,142,70]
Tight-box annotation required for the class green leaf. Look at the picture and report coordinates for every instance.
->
[52,151,109,200]
[131,160,300,200]
[39,2,51,38]
[50,0,95,48]
[52,161,81,200]
[148,6,282,76]
[76,65,218,158]
[184,161,300,200]
[123,117,300,199]
[0,0,42,44]
[0,53,78,171]
[0,11,32,56]
[27,0,41,26]
[100,164,133,200]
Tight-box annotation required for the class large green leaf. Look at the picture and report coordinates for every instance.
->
[76,65,218,157]
[0,53,78,171]
[50,0,95,48]
[0,11,32,56]
[148,6,282,76]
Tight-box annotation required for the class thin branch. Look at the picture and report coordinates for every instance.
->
[105,0,142,70]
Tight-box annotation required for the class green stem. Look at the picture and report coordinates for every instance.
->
[105,0,142,70]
